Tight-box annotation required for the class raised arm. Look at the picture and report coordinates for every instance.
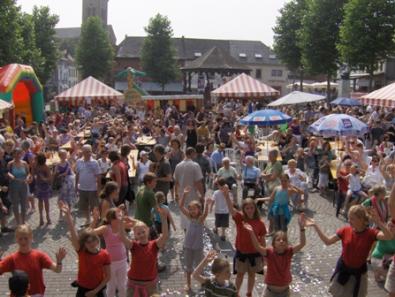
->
[199,198,213,224]
[49,247,67,273]
[293,214,306,253]
[222,185,237,217]
[60,203,80,251]
[192,250,217,284]
[305,218,340,246]
[119,216,133,250]
[370,208,393,240]
[178,186,192,218]
[243,223,266,255]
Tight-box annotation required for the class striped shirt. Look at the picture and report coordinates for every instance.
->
[202,278,237,297]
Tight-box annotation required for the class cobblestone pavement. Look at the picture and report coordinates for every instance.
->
[0,190,387,297]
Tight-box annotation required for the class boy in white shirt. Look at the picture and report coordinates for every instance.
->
[210,178,231,241]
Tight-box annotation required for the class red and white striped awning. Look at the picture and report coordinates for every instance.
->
[211,73,280,99]
[55,76,124,106]
[360,81,395,107]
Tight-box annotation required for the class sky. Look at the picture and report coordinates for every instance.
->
[19,0,288,46]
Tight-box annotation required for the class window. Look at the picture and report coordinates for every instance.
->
[255,69,262,79]
[271,69,283,77]
[269,54,277,59]
[239,53,247,58]
[254,53,263,59]
[194,52,202,57]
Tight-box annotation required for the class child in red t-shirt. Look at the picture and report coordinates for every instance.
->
[62,203,111,297]
[223,185,266,297]
[0,224,66,297]
[385,184,395,297]
[244,213,306,297]
[119,207,169,296]
[307,205,392,297]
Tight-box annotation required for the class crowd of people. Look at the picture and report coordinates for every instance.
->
[0,101,395,297]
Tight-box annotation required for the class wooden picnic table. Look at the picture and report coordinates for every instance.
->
[256,141,282,161]
[106,149,139,179]
[330,159,339,180]
[46,152,61,167]
[128,150,138,177]
[135,136,156,146]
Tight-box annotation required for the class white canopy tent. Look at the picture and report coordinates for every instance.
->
[268,91,326,107]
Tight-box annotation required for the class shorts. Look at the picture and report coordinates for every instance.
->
[318,173,329,188]
[76,285,105,297]
[329,271,368,297]
[263,286,290,297]
[215,213,229,228]
[234,253,263,274]
[184,248,204,273]
[127,279,158,297]
[385,259,395,293]
[78,190,98,211]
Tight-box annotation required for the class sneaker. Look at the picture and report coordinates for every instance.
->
[1,227,14,233]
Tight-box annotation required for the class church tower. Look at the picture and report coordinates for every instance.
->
[82,0,108,25]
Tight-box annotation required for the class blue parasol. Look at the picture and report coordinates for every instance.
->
[240,109,292,127]
[308,114,368,137]
[330,97,362,107]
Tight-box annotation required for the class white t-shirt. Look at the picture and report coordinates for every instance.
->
[137,160,151,182]
[348,174,362,192]
[76,158,100,191]
[98,158,111,174]
[212,190,230,214]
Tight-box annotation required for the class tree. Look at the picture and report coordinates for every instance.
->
[141,14,178,93]
[32,6,59,85]
[300,0,347,99]
[76,16,114,80]
[273,0,306,91]
[18,13,44,72]
[0,0,23,65]
[338,0,395,90]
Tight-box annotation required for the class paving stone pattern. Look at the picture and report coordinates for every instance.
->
[0,191,387,297]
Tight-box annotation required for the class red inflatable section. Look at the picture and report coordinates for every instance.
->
[12,82,33,124]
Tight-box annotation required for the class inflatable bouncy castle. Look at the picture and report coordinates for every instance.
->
[0,64,45,124]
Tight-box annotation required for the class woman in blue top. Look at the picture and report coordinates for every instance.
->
[7,148,31,225]
[259,174,303,232]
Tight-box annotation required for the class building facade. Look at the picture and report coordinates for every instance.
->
[114,36,289,95]
[47,51,79,98]
[82,0,109,26]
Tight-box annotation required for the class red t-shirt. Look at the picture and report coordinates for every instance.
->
[128,240,159,281]
[111,160,128,187]
[265,247,294,287]
[336,226,378,268]
[77,249,111,289]
[233,212,266,254]
[0,250,53,295]
[337,169,349,193]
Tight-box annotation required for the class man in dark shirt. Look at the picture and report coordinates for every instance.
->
[153,144,172,203]
[193,143,211,195]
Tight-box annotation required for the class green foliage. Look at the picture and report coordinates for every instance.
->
[32,6,59,85]
[141,14,179,93]
[273,0,306,72]
[18,13,44,73]
[76,16,114,80]
[0,0,23,65]
[58,38,79,57]
[300,0,347,77]
[338,0,395,79]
